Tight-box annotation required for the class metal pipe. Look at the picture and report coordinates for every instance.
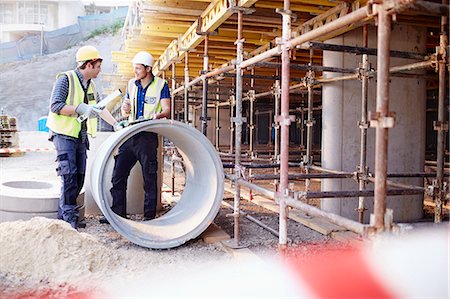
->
[308,41,426,60]
[366,177,426,192]
[358,24,369,223]
[215,83,220,150]
[435,1,448,222]
[279,0,291,248]
[313,59,435,86]
[233,10,244,245]
[287,6,370,49]
[201,35,209,135]
[206,65,235,78]
[304,189,423,199]
[240,46,282,69]
[388,60,434,73]
[250,173,354,180]
[274,78,280,163]
[373,6,391,231]
[184,52,189,124]
[249,69,255,156]
[392,0,450,16]
[229,96,235,154]
[221,201,280,238]
[304,70,314,195]
[235,178,276,199]
[171,63,176,120]
[254,61,356,74]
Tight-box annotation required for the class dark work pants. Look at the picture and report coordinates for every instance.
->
[110,132,158,218]
[53,134,87,226]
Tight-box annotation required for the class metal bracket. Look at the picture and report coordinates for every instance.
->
[358,120,370,129]
[433,121,449,132]
[199,116,211,121]
[232,117,247,125]
[196,17,218,36]
[357,63,372,80]
[228,0,255,15]
[304,119,316,127]
[273,81,281,97]
[305,70,316,86]
[247,89,256,101]
[369,111,396,128]
[275,8,297,22]
[275,115,296,126]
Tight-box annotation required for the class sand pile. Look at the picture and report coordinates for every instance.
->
[0,217,121,288]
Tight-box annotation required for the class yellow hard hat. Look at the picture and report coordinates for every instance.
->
[76,45,103,63]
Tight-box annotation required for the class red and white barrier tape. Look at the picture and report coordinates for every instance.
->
[0,147,55,154]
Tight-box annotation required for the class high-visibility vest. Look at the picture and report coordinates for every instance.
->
[128,76,166,122]
[47,70,98,138]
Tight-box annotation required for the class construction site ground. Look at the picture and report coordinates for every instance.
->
[1,33,447,298]
[1,132,447,297]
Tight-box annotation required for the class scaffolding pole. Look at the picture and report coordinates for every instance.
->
[358,25,370,223]
[232,10,244,246]
[373,5,391,231]
[278,0,291,248]
[434,0,448,222]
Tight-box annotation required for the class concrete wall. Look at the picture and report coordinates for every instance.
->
[321,24,427,223]
[193,106,231,147]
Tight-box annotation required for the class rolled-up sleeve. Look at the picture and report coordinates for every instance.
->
[49,75,69,114]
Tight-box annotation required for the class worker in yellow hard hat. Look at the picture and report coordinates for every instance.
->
[46,45,104,229]
[99,51,171,224]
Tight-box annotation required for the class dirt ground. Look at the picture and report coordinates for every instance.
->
[0,135,338,298]
[0,33,120,131]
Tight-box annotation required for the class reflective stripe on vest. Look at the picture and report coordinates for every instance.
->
[128,76,165,123]
[46,70,98,138]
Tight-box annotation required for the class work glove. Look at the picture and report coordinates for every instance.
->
[113,120,129,131]
[76,103,102,119]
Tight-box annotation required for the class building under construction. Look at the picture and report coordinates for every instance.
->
[98,0,449,247]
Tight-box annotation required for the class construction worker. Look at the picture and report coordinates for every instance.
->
[100,51,171,223]
[47,45,109,229]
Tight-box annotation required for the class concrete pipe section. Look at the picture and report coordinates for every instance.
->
[0,180,85,222]
[90,119,224,249]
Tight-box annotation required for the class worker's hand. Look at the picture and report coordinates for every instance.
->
[113,120,128,131]
[121,99,131,114]
[75,102,101,118]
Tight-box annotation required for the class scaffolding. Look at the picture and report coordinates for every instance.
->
[107,0,449,247]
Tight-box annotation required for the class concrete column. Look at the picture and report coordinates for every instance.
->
[321,25,427,223]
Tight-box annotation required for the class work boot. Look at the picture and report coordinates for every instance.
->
[69,218,78,229]
[77,219,87,228]
[99,216,110,224]
[142,215,155,221]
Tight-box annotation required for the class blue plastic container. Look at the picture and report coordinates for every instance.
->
[38,116,49,132]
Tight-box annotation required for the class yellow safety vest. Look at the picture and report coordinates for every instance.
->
[128,76,166,122]
[47,70,98,138]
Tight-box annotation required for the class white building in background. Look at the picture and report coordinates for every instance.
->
[0,0,85,43]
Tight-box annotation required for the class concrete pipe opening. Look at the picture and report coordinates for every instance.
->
[90,119,224,249]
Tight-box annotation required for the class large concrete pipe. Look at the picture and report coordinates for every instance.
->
[90,119,224,249]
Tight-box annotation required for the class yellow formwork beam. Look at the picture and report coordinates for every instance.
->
[255,2,327,15]
[154,0,258,74]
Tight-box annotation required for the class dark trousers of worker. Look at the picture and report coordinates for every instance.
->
[110,132,158,219]
[53,134,87,227]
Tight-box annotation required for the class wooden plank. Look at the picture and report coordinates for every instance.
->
[224,182,359,241]
[220,241,262,262]
[201,223,231,243]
